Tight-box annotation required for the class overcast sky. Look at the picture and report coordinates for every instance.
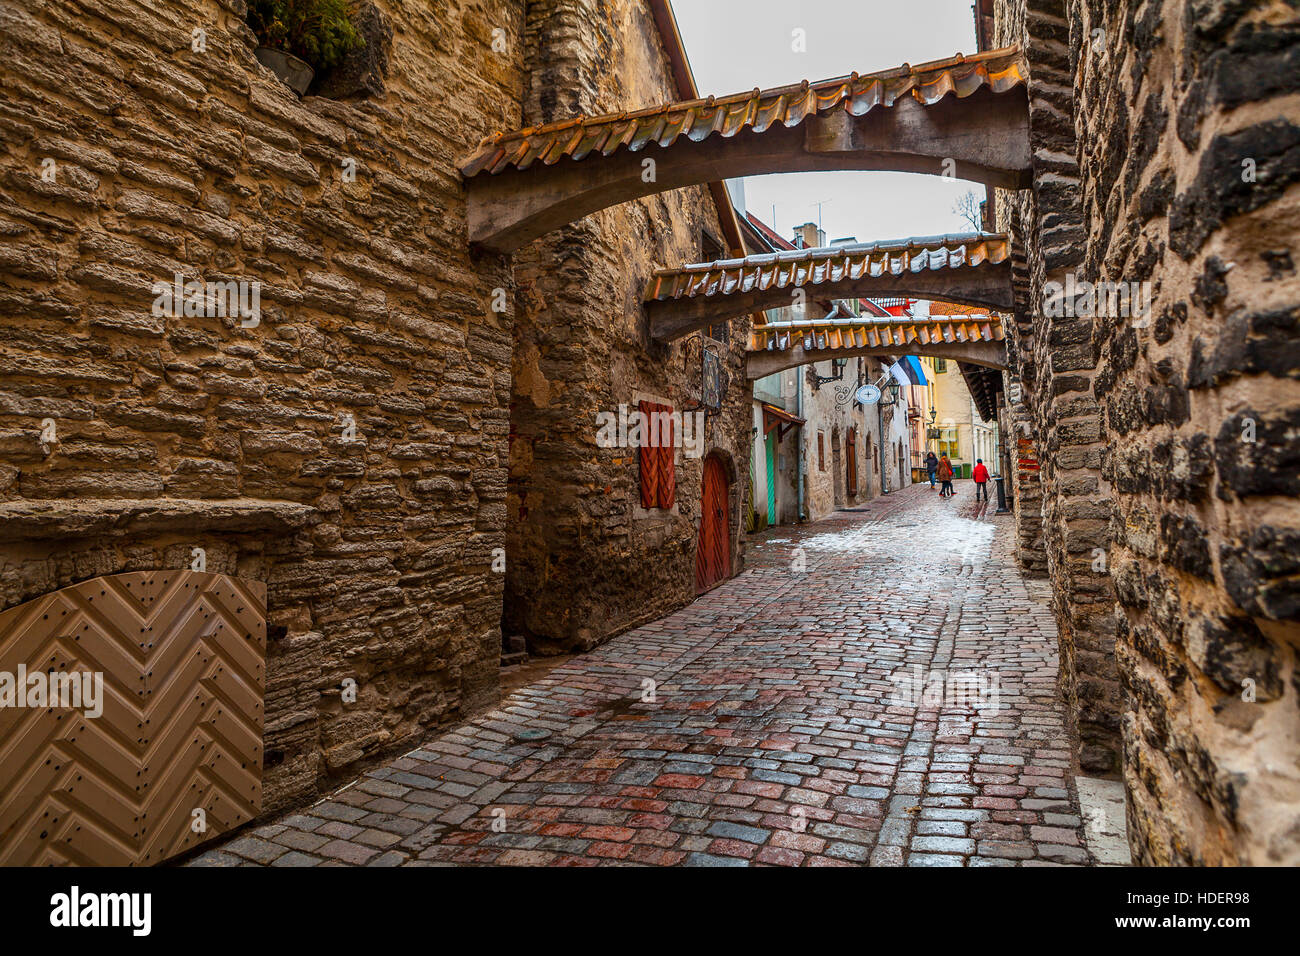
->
[672,0,984,244]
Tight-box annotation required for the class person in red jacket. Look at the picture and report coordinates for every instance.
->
[973,458,990,502]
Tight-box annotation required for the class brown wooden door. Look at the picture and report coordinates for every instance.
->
[695,455,732,593]
[846,427,857,497]
[0,571,266,866]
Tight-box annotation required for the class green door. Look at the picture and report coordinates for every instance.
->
[765,431,777,523]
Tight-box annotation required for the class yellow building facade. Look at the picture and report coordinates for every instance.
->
[915,356,999,480]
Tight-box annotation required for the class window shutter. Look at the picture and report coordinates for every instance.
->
[638,400,676,509]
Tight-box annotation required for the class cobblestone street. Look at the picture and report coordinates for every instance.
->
[195,483,1090,867]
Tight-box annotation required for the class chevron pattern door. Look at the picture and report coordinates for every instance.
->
[695,455,732,594]
[0,571,266,866]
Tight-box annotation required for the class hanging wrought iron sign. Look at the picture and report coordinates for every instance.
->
[856,383,882,405]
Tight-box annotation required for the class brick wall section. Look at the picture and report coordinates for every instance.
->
[0,0,526,811]
[1070,0,1300,864]
[994,0,1123,774]
[503,0,751,654]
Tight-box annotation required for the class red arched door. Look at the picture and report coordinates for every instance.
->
[695,455,732,593]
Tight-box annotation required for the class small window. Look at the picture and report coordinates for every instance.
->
[938,426,960,461]
[700,229,725,345]
[818,431,825,471]
[933,358,948,373]
[700,228,724,263]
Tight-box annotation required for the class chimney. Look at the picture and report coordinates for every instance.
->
[793,222,824,249]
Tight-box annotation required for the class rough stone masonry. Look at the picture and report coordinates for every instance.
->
[993,0,1300,864]
[0,0,748,831]
[0,0,532,812]
[505,0,752,657]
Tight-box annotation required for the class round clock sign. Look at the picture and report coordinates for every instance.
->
[856,384,881,405]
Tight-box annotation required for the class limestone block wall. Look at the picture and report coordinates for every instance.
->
[0,0,524,810]
[1069,0,1300,864]
[994,0,1123,774]
[503,0,752,654]
[1000,375,1048,575]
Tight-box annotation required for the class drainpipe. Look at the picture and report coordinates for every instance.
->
[795,368,806,521]
[878,400,888,495]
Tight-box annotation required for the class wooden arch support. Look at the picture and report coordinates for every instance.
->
[462,48,1031,253]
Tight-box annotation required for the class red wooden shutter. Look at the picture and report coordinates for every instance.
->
[638,400,676,509]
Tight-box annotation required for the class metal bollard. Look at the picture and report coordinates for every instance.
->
[994,475,1009,514]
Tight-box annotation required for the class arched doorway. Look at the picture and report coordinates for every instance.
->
[695,454,732,593]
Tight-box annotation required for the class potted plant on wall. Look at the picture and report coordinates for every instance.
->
[247,0,364,95]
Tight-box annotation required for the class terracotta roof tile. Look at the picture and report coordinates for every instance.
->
[462,46,1026,177]
[645,233,1010,303]
[749,315,1004,352]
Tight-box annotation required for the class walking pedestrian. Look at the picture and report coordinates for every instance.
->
[925,451,939,489]
[937,454,954,498]
[973,458,990,502]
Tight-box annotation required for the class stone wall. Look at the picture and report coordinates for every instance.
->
[999,373,1048,575]
[1069,0,1300,864]
[502,0,751,654]
[998,0,1300,862]
[992,0,1123,775]
[0,0,525,811]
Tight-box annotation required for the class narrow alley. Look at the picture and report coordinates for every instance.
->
[195,485,1096,868]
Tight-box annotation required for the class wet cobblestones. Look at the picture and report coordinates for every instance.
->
[194,483,1091,867]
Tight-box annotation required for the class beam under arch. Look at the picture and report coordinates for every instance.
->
[747,343,1006,381]
[463,48,1030,253]
[745,315,1006,380]
[648,234,1013,342]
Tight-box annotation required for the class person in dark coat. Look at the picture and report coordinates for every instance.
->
[925,451,939,489]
